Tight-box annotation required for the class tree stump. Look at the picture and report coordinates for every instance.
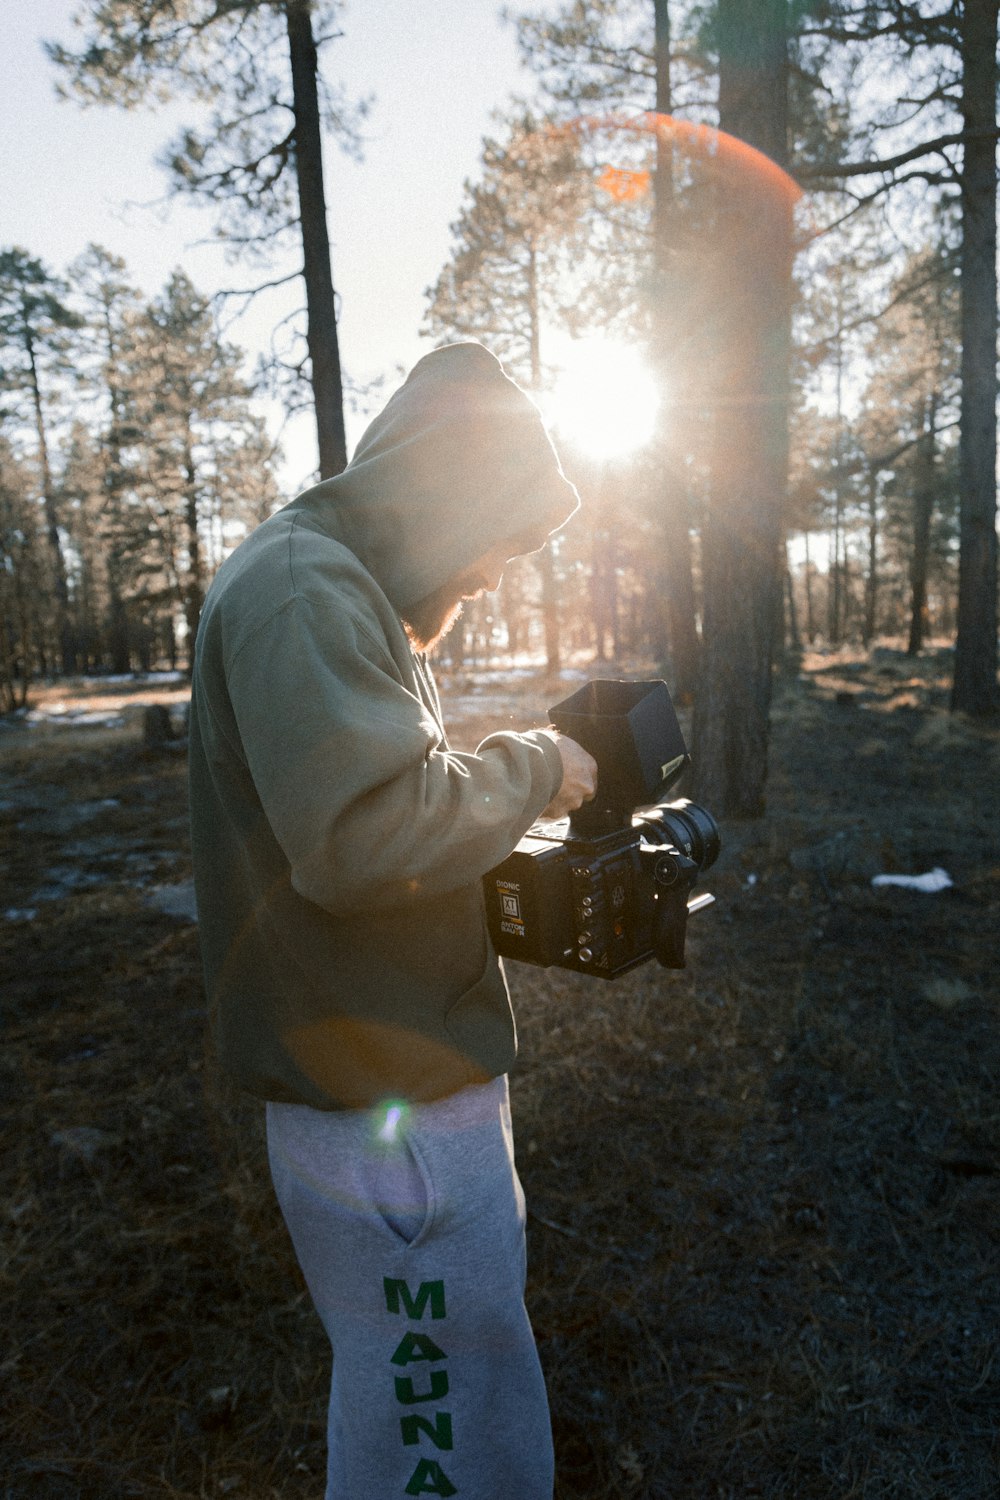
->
[142,704,174,749]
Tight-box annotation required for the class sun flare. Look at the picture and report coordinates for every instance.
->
[543,336,660,461]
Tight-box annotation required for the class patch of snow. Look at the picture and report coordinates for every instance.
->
[28,799,122,835]
[25,708,125,728]
[32,867,109,901]
[123,851,167,883]
[145,880,198,922]
[50,1126,116,1162]
[60,835,128,862]
[872,867,954,894]
[5,907,38,923]
[922,977,974,1009]
[89,670,187,687]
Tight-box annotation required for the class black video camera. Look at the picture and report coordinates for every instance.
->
[483,680,720,977]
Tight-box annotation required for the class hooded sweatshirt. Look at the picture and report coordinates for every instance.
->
[188,343,580,1110]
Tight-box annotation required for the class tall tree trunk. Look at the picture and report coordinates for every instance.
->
[525,257,563,674]
[611,548,625,661]
[526,245,542,395]
[829,499,843,642]
[25,322,74,675]
[650,0,700,698]
[102,307,132,673]
[0,553,23,711]
[183,436,203,674]
[804,531,816,642]
[591,529,611,662]
[863,468,879,645]
[829,306,847,644]
[286,0,349,480]
[538,542,562,674]
[107,577,130,673]
[692,0,794,818]
[951,0,999,713]
[0,622,17,714]
[784,564,802,655]
[908,393,938,656]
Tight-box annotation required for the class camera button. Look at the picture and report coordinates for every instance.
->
[578,948,593,963]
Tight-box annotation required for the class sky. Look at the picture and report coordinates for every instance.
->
[2,0,560,489]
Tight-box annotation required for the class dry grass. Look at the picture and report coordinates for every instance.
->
[2,655,999,1498]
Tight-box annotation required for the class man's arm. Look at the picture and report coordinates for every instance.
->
[224,594,579,913]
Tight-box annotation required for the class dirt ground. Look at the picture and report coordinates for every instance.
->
[2,648,999,1499]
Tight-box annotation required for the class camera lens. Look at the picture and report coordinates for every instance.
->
[633,798,721,873]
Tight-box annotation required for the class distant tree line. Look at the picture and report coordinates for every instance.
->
[0,246,279,708]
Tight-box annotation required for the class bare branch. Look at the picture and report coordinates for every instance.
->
[212,270,303,303]
[799,126,995,183]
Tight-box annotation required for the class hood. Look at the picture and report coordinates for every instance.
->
[288,342,580,611]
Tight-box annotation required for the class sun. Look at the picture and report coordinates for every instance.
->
[542,336,661,461]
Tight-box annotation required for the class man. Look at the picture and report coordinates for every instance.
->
[188,342,597,1499]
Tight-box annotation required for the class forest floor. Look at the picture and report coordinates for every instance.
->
[2,646,999,1500]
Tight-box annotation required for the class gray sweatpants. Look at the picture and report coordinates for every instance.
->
[265,1076,553,1499]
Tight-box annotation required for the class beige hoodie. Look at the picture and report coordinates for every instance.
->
[188,344,579,1109]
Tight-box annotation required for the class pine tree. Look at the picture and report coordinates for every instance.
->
[0,248,83,674]
[952,0,999,712]
[858,247,961,653]
[690,0,797,818]
[0,435,44,708]
[799,0,999,713]
[426,112,591,672]
[69,244,148,671]
[425,111,590,383]
[132,269,280,670]
[60,419,113,671]
[48,0,365,479]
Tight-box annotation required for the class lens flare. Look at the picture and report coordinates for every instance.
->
[543,337,660,461]
[376,1101,409,1143]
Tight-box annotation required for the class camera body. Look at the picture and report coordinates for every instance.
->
[483,680,720,978]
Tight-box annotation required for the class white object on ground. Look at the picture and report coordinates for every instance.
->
[871,867,953,893]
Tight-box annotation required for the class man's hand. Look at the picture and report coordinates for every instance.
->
[537,731,598,820]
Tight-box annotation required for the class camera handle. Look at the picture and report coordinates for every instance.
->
[639,844,713,969]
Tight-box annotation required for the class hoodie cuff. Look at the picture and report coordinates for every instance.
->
[520,728,564,805]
